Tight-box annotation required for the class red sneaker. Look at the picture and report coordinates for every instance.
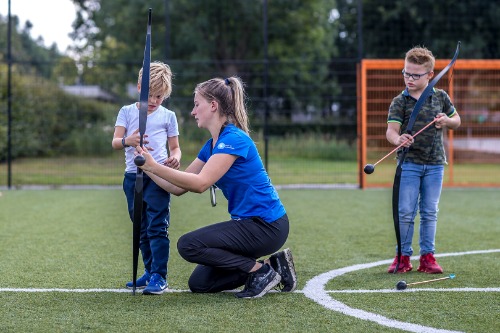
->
[417,253,443,274]
[387,255,412,273]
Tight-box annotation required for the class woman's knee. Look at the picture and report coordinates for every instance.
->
[187,266,219,293]
[177,233,198,261]
[188,275,213,293]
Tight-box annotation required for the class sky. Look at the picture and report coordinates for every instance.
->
[1,0,77,53]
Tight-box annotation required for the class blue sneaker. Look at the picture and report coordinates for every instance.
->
[126,271,150,289]
[142,273,168,295]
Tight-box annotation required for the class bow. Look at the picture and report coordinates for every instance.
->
[392,41,460,273]
[132,8,152,294]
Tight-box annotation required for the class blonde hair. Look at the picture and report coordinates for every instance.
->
[405,46,435,72]
[138,61,173,100]
[194,76,249,133]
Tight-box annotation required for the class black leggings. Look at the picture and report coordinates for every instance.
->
[177,214,289,293]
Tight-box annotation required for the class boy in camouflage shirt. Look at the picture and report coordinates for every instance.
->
[386,46,461,274]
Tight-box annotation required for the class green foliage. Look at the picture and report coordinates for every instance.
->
[0,124,6,154]
[0,62,115,160]
[61,123,115,156]
[178,121,356,161]
[50,57,79,85]
[0,14,68,77]
[3,1,500,164]
[356,0,500,59]
[0,14,114,160]
[69,0,339,117]
[268,134,356,160]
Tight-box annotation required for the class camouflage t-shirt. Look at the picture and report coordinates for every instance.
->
[387,88,458,165]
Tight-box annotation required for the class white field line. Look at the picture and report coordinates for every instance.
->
[324,287,500,293]
[1,287,498,294]
[0,288,189,293]
[1,249,498,292]
[302,249,500,333]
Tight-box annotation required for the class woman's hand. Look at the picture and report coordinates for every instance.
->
[135,146,156,173]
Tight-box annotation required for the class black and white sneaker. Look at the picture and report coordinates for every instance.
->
[235,264,281,299]
[269,248,297,292]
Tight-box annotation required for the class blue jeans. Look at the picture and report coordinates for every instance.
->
[123,172,171,279]
[398,162,444,256]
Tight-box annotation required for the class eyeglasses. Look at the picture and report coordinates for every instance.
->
[402,69,430,80]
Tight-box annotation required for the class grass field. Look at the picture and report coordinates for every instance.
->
[2,156,499,188]
[0,188,499,333]
[0,156,359,186]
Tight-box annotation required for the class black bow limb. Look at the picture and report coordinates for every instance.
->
[132,8,152,295]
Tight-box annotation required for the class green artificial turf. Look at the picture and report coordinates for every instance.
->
[0,188,498,332]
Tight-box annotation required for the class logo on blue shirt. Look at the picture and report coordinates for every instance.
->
[217,142,234,150]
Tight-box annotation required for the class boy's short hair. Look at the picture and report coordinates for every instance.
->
[405,46,435,72]
[138,61,173,100]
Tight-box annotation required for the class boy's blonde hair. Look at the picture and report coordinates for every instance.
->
[405,46,435,72]
[138,61,173,100]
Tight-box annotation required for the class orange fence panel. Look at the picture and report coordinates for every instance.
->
[359,59,500,188]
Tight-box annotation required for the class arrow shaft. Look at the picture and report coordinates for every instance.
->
[406,276,450,286]
[374,118,438,167]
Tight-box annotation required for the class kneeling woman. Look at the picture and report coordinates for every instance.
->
[137,76,297,298]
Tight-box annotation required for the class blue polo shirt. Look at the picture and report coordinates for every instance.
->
[197,124,286,222]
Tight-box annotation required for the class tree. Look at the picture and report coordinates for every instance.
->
[69,0,339,122]
[335,0,499,59]
[0,14,67,78]
[0,14,112,160]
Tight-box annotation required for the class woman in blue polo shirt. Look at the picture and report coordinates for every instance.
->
[136,76,297,299]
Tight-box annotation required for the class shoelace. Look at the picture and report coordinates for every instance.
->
[150,275,163,286]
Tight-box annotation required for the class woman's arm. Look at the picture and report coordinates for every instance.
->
[139,146,237,193]
[145,172,186,196]
[144,157,204,196]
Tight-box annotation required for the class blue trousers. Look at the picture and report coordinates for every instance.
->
[398,162,444,256]
[123,172,171,279]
